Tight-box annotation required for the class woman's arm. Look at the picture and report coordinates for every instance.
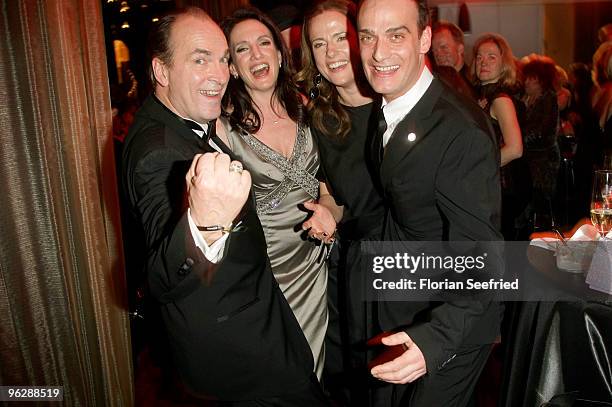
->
[490,96,523,166]
[593,84,612,129]
[302,182,343,243]
[318,182,344,222]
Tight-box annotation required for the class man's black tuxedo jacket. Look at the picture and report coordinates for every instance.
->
[122,96,314,400]
[372,78,503,375]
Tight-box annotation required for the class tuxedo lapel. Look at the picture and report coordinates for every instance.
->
[380,79,444,183]
[207,121,235,157]
[380,112,426,181]
[141,96,257,227]
[371,106,386,169]
[144,96,208,150]
[144,96,237,158]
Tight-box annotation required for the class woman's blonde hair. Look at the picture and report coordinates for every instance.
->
[593,41,612,86]
[471,33,518,89]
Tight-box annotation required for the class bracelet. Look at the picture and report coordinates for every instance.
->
[197,223,233,234]
[322,228,337,240]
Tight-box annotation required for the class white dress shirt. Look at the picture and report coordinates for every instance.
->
[184,119,230,263]
[381,66,434,147]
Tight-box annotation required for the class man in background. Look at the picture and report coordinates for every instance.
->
[431,20,475,98]
[432,21,467,76]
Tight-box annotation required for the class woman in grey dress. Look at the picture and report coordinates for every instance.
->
[219,7,338,379]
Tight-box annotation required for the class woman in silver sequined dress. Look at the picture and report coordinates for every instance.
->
[218,7,338,379]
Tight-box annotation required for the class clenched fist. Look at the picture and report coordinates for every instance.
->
[186,153,251,243]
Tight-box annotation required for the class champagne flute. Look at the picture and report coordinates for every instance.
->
[601,151,612,170]
[590,170,612,239]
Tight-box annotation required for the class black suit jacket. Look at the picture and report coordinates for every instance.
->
[122,96,314,400]
[371,78,503,374]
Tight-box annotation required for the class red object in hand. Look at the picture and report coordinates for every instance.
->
[367,331,409,370]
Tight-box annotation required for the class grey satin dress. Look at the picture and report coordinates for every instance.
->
[222,118,328,378]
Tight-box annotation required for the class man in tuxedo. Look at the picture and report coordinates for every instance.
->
[122,7,327,405]
[431,21,476,99]
[357,0,502,405]
[432,21,466,76]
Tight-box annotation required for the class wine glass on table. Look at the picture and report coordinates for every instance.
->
[590,170,612,239]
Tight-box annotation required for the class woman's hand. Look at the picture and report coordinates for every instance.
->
[302,201,337,244]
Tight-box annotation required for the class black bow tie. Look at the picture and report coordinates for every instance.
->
[151,94,211,137]
[183,118,209,135]
[186,117,235,157]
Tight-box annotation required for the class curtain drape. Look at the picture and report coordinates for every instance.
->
[0,0,132,405]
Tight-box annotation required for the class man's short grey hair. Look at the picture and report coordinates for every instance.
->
[432,20,464,45]
[146,7,211,88]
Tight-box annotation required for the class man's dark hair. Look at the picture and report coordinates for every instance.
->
[432,20,464,45]
[414,0,431,35]
[220,7,304,134]
[146,7,210,89]
[358,0,430,36]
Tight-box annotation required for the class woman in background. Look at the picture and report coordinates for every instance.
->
[592,41,612,164]
[521,55,561,229]
[298,0,384,403]
[472,33,526,239]
[220,7,336,379]
[568,62,598,218]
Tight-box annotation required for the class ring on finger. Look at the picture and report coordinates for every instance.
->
[229,161,243,174]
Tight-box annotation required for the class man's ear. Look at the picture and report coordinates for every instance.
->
[458,43,465,57]
[152,57,169,87]
[420,26,432,54]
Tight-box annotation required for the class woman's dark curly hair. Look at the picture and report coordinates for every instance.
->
[521,55,558,92]
[220,7,304,133]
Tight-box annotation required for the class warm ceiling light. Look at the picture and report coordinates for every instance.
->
[152,17,159,22]
[141,3,149,8]
[119,1,130,12]
[121,21,130,29]
[107,0,116,3]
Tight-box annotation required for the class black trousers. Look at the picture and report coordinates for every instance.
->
[323,239,374,406]
[370,344,493,407]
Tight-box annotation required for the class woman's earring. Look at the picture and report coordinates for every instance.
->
[232,72,239,80]
[279,60,282,69]
[309,73,322,100]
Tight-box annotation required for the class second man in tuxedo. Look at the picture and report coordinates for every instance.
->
[357,0,503,406]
